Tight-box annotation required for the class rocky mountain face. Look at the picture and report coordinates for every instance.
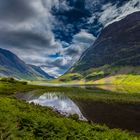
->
[71,11,140,73]
[0,48,53,80]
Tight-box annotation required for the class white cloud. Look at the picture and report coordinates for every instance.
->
[99,0,140,26]
[62,30,96,72]
[42,66,63,78]
[73,30,96,45]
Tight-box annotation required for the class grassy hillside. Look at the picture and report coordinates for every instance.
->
[55,66,140,85]
[94,74,140,85]
[0,65,48,81]
[1,97,138,140]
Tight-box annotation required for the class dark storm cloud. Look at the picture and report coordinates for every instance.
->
[0,0,36,22]
[65,47,80,56]
[0,30,52,50]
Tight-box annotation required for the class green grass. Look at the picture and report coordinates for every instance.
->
[1,78,140,104]
[55,66,140,85]
[94,74,140,85]
[58,73,83,82]
[0,78,140,139]
[95,84,140,94]
[0,78,41,95]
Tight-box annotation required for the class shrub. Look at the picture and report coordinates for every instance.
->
[0,77,16,83]
[20,81,28,85]
[69,114,79,121]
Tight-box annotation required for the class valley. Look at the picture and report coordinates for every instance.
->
[0,2,140,139]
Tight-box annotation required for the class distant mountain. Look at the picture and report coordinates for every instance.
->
[29,65,54,79]
[0,48,53,80]
[60,12,140,83]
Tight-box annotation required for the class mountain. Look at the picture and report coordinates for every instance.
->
[72,11,140,72]
[29,65,54,79]
[0,48,53,80]
[60,12,140,84]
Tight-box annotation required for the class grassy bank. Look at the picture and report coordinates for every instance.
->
[1,78,140,104]
[0,78,140,139]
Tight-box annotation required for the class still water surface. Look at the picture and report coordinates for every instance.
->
[16,92,86,120]
[16,85,140,132]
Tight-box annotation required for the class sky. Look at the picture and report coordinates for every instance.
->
[0,0,139,77]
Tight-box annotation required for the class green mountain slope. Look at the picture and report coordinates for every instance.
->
[60,12,140,84]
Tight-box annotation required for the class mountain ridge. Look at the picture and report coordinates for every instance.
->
[71,11,140,72]
[58,11,140,84]
[0,48,53,80]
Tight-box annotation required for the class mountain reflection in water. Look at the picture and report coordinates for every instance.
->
[17,92,86,120]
